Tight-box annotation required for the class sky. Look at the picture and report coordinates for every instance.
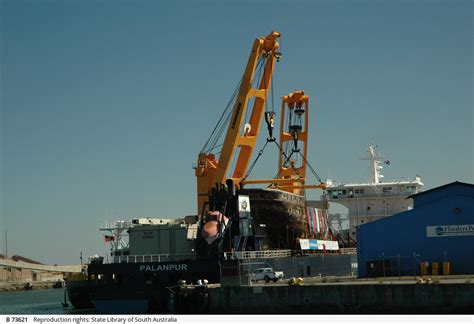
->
[1,0,472,264]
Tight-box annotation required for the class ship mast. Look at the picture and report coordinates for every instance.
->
[360,144,385,184]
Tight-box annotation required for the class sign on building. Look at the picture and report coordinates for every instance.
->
[299,239,339,250]
[426,224,474,237]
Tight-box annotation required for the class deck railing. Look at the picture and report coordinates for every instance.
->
[329,191,414,200]
[339,248,357,255]
[111,250,293,263]
[224,249,292,260]
[112,254,195,264]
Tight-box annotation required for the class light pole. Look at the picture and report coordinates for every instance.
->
[397,254,401,280]
[413,252,419,281]
[5,229,7,258]
[382,253,385,278]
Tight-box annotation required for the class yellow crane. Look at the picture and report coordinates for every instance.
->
[195,31,281,214]
[195,32,325,216]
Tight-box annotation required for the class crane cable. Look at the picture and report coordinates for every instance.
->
[298,151,323,184]
[272,141,303,184]
[207,56,265,153]
[201,77,242,153]
[242,50,279,182]
[242,140,270,182]
[244,57,266,125]
[203,57,267,155]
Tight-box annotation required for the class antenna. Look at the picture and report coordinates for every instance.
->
[360,144,385,184]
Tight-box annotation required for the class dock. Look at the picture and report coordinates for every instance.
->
[171,275,474,314]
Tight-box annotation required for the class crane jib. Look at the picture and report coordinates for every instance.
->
[231,102,242,129]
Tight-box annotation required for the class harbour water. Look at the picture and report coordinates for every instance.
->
[0,289,93,314]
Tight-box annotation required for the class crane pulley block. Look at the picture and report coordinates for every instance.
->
[264,111,276,141]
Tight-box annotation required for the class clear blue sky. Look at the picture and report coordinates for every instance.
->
[1,0,472,264]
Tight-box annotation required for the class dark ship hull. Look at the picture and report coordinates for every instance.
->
[87,259,221,314]
[241,188,307,250]
[66,276,94,309]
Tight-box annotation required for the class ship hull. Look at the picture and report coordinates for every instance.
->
[66,278,94,309]
[88,259,221,314]
[241,188,307,249]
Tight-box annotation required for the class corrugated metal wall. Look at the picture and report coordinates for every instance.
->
[357,182,474,277]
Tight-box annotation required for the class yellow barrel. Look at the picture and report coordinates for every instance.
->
[443,262,451,275]
[420,262,429,276]
[432,262,439,276]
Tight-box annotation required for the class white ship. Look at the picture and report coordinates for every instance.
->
[323,144,423,244]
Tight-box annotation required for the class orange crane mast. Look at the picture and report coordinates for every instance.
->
[195,31,281,214]
[277,90,309,195]
[245,90,325,193]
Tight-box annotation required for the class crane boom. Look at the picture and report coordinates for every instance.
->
[195,31,281,214]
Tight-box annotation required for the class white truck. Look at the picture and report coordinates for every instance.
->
[248,267,284,283]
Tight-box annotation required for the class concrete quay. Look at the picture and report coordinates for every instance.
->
[173,275,474,314]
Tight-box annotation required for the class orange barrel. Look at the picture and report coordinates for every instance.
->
[432,262,439,276]
[443,262,451,275]
[420,262,428,276]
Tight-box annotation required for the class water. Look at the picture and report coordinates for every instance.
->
[0,289,93,314]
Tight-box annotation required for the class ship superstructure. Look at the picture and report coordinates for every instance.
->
[324,144,423,243]
[99,217,198,263]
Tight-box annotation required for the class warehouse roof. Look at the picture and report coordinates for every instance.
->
[407,181,474,199]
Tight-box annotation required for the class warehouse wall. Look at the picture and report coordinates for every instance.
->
[357,182,474,278]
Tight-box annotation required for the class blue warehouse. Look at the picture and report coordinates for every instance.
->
[357,181,474,278]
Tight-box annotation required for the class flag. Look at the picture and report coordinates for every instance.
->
[316,209,322,233]
[322,209,328,236]
[312,208,318,233]
[306,207,321,234]
[324,209,329,237]
[306,208,313,233]
[306,207,316,234]
[104,235,115,242]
